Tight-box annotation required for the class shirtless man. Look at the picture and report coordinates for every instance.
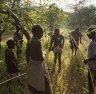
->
[26,25,51,94]
[5,39,22,86]
[69,28,82,56]
[14,25,23,63]
[49,28,64,72]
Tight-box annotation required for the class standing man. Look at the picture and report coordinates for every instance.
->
[5,39,22,86]
[69,28,82,56]
[14,25,23,64]
[84,27,96,94]
[49,29,64,72]
[26,25,51,94]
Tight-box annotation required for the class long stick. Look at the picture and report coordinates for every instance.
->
[0,73,27,85]
[0,10,30,41]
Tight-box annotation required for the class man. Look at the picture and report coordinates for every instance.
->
[49,29,64,72]
[84,27,96,94]
[69,28,82,56]
[26,25,51,94]
[14,25,23,63]
[5,39,22,85]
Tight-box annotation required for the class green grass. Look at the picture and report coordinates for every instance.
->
[0,31,90,94]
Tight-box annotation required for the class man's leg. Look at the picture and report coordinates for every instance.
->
[58,53,62,73]
[72,48,74,56]
[53,53,57,72]
[75,48,77,56]
[75,42,79,56]
[70,43,73,56]
[45,76,51,94]
[54,53,57,64]
[88,70,94,93]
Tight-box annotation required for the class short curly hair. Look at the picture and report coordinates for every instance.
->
[32,25,43,39]
[6,39,15,48]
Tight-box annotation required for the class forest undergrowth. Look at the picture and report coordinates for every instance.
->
[0,31,90,94]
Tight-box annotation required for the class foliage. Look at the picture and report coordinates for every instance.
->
[0,0,96,94]
[68,5,96,29]
[45,4,66,31]
[0,31,89,94]
[0,1,68,34]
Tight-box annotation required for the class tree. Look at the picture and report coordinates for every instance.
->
[46,4,66,32]
[68,5,96,29]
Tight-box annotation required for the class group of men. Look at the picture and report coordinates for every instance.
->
[2,23,96,94]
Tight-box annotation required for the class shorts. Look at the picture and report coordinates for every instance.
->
[53,47,62,53]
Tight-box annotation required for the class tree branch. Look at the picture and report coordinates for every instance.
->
[0,10,31,41]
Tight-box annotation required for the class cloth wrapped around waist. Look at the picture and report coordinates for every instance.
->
[28,58,45,91]
[53,47,62,53]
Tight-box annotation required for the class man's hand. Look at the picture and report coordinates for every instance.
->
[84,59,88,64]
[43,51,46,58]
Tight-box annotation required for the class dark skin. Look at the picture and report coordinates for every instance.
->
[84,31,96,94]
[6,40,19,71]
[84,32,96,64]
[26,25,51,94]
[70,29,82,56]
[49,29,64,72]
[1,10,51,92]
[5,40,23,86]
[14,26,23,59]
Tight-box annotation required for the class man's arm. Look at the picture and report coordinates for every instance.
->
[26,42,30,64]
[36,41,44,61]
[84,56,96,64]
[62,35,65,48]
